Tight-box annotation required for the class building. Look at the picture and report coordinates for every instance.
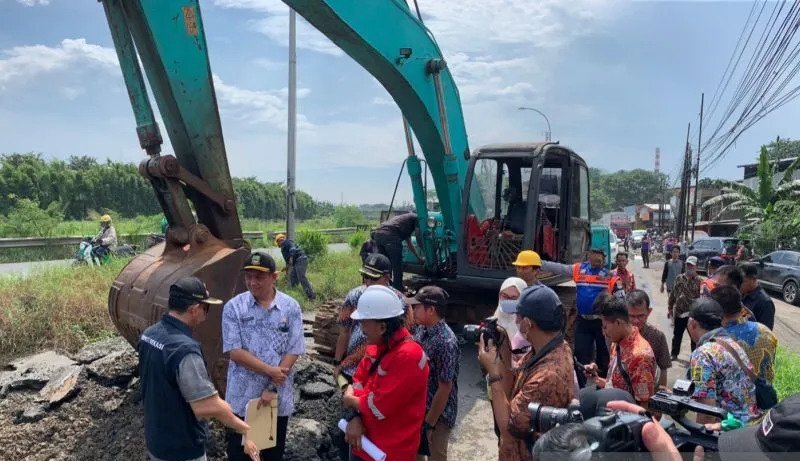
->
[738,156,800,190]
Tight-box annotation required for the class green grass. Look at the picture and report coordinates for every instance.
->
[276,249,362,311]
[0,250,362,360]
[774,347,800,400]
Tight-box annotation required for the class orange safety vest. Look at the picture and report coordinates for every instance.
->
[701,276,717,296]
[572,262,624,315]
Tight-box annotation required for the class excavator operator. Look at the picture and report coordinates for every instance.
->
[92,214,118,262]
[501,186,526,235]
[541,248,624,377]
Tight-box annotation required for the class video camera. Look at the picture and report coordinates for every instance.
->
[529,380,727,453]
[462,317,505,349]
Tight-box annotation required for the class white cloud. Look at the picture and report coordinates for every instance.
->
[0,38,118,87]
[212,74,312,130]
[211,0,343,56]
[372,97,394,106]
[61,86,85,100]
[16,0,50,6]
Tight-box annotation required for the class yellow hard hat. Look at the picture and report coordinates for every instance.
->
[274,233,286,247]
[100,214,112,223]
[512,250,542,267]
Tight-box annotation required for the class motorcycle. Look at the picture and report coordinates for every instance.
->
[73,237,137,266]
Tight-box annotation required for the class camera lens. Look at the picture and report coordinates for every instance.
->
[528,403,582,433]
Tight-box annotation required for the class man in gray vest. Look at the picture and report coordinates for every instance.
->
[139,276,259,461]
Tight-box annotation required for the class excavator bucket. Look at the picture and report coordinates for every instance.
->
[109,224,249,393]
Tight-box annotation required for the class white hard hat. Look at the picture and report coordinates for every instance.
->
[351,285,405,320]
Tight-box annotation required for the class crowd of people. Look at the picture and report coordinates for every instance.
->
[135,231,793,461]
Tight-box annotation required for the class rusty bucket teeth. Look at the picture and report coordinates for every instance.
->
[108,224,248,394]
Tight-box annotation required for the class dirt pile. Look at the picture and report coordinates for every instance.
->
[0,337,344,461]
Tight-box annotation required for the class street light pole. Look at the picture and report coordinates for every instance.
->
[518,106,552,141]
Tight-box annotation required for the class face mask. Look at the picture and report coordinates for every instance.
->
[687,268,696,276]
[499,299,518,314]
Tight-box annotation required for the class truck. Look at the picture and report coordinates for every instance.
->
[100,0,592,390]
[601,212,632,239]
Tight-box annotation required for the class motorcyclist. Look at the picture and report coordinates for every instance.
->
[92,214,118,262]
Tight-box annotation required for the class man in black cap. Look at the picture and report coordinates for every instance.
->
[478,284,576,459]
[408,286,459,461]
[222,252,305,461]
[138,276,259,461]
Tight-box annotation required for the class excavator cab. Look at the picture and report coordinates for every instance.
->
[458,143,591,289]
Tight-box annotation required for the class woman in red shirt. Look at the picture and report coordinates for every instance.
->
[342,285,430,461]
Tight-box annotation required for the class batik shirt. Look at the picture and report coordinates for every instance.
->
[414,319,460,428]
[222,290,305,417]
[639,323,672,373]
[722,317,777,384]
[668,273,703,318]
[337,284,409,377]
[501,340,576,461]
[606,327,656,404]
[690,330,762,424]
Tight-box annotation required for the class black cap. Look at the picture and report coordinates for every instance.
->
[360,253,392,279]
[168,276,223,310]
[589,247,606,256]
[516,284,563,332]
[242,251,276,273]
[719,393,800,461]
[406,285,449,307]
[710,256,726,267]
[688,297,723,330]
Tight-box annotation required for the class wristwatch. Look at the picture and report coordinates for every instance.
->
[486,373,504,385]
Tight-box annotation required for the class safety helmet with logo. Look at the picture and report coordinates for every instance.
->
[100,214,112,223]
[351,285,405,320]
[512,250,542,268]
[274,233,286,247]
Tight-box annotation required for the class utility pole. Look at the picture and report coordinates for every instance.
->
[286,9,297,240]
[676,123,691,239]
[691,93,704,241]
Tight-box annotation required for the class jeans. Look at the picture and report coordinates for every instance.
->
[226,416,288,461]
[671,316,696,357]
[641,249,650,268]
[374,233,404,291]
[289,256,315,300]
[574,317,609,377]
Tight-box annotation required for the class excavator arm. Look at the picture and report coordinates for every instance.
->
[281,0,472,262]
[101,0,477,391]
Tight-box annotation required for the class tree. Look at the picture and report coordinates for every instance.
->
[763,136,800,162]
[589,168,668,219]
[0,197,64,237]
[702,146,800,225]
[333,205,367,227]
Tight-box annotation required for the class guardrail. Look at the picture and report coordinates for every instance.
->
[0,227,361,250]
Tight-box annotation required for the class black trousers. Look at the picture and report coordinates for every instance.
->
[226,416,289,461]
[641,249,650,268]
[671,316,696,357]
[574,317,609,377]
[373,233,404,291]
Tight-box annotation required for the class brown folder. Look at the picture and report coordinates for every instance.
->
[243,397,278,450]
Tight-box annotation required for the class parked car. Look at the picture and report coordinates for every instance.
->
[755,250,800,305]
[680,236,740,273]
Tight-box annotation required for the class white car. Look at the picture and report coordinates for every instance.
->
[631,229,647,248]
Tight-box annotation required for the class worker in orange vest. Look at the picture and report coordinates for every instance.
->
[701,257,726,296]
[541,247,624,377]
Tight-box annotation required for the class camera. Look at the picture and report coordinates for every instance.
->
[529,381,727,453]
[462,317,505,348]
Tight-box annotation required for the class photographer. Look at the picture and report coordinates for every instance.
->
[687,297,762,425]
[477,284,576,461]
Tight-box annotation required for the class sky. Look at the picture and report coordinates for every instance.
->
[1,0,799,205]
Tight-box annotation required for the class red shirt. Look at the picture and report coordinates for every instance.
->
[612,267,636,293]
[607,327,656,403]
[351,327,429,461]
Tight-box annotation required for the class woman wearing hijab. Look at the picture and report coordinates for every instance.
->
[492,277,531,365]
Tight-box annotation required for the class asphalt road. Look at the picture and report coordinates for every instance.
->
[0,243,351,278]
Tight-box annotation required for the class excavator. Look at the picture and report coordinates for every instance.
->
[101,0,591,391]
